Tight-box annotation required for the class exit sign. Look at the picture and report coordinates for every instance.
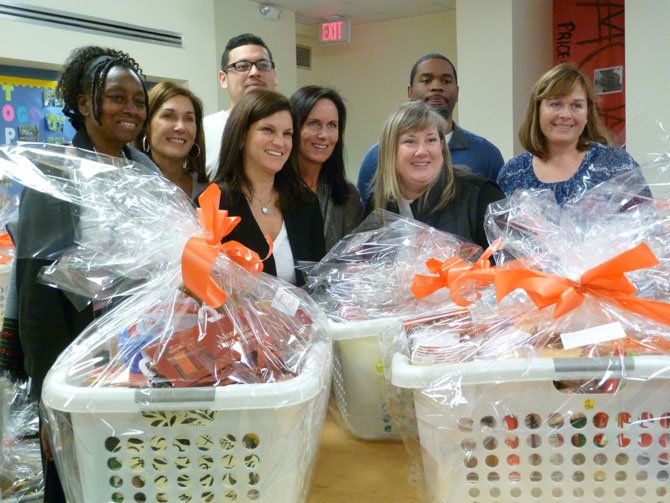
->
[318,17,351,44]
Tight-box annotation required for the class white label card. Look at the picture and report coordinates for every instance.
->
[560,322,627,350]
[271,287,300,317]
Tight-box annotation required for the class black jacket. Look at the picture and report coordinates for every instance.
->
[215,184,325,286]
[368,169,504,249]
[16,129,157,399]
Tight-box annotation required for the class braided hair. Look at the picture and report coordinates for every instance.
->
[57,46,146,130]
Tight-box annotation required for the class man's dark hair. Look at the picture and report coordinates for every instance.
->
[409,53,457,85]
[221,33,273,70]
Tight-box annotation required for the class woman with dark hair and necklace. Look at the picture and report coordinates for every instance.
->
[210,89,325,286]
[290,85,363,251]
[135,80,209,197]
[12,45,157,503]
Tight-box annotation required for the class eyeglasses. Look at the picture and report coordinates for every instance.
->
[224,59,275,73]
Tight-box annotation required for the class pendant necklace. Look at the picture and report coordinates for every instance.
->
[256,195,272,215]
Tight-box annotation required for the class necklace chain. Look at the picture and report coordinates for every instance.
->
[93,146,130,160]
[254,193,274,215]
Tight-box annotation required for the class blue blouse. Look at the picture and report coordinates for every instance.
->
[496,142,638,205]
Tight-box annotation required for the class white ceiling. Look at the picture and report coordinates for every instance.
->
[249,0,456,25]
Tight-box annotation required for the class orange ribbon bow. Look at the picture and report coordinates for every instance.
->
[182,184,268,308]
[494,242,670,325]
[411,241,500,306]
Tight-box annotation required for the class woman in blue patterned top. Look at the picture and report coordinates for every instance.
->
[497,63,638,205]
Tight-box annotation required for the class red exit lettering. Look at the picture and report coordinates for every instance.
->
[321,21,343,42]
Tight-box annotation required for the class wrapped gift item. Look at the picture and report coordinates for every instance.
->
[0,144,332,503]
[307,209,482,322]
[0,378,42,501]
[306,210,483,440]
[391,166,670,502]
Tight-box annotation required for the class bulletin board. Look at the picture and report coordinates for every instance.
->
[0,75,75,146]
[553,1,626,145]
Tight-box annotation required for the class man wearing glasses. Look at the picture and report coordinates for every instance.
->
[204,33,278,179]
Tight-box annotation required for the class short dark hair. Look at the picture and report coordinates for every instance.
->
[221,33,273,70]
[409,53,457,85]
[290,85,351,206]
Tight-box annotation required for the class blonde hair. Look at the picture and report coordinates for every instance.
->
[372,101,454,212]
[519,63,611,159]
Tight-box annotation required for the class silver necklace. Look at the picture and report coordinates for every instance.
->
[257,196,272,215]
[93,146,130,160]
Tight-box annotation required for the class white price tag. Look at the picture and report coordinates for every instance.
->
[560,322,626,350]
[271,287,300,317]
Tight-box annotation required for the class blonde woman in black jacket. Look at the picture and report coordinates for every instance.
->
[368,101,503,249]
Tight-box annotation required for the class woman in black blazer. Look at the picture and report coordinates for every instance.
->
[210,89,325,286]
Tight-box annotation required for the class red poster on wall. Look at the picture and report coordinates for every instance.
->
[553,1,625,145]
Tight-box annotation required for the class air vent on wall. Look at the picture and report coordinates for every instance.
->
[0,2,182,48]
[296,44,312,70]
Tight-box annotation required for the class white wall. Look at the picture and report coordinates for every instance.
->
[211,0,297,114]
[0,0,219,114]
[0,0,665,188]
[626,2,670,161]
[296,11,457,181]
[456,0,552,162]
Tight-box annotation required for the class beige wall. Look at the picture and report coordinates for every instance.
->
[0,0,666,188]
[0,0,219,114]
[626,2,670,159]
[456,0,552,162]
[297,12,457,181]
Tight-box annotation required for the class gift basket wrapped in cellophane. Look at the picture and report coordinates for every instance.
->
[0,144,332,503]
[306,210,482,440]
[1,378,42,502]
[390,164,670,503]
[0,180,43,502]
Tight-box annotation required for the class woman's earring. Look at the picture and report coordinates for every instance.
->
[188,143,201,159]
[142,135,150,153]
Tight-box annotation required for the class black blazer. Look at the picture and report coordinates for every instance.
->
[215,184,325,286]
[366,168,504,250]
[15,129,158,398]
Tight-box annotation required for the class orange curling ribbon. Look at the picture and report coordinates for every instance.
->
[494,242,670,325]
[182,184,267,308]
[411,241,501,306]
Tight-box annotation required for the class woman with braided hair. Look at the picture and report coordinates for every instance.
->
[12,45,158,502]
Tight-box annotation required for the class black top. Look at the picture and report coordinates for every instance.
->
[367,169,504,249]
[15,129,157,399]
[215,183,325,286]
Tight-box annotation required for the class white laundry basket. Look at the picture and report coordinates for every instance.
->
[42,341,331,503]
[392,354,670,503]
[329,318,403,440]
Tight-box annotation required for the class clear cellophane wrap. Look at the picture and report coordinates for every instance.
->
[306,209,482,322]
[0,179,40,500]
[0,378,42,500]
[304,210,483,440]
[0,144,331,503]
[390,164,670,502]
